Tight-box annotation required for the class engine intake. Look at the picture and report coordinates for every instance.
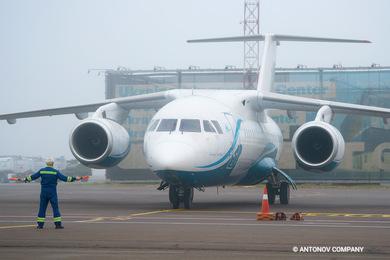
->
[69,118,130,169]
[292,121,345,172]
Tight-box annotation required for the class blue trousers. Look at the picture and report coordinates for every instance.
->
[37,188,61,225]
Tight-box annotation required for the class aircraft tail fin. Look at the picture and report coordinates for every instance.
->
[188,34,370,92]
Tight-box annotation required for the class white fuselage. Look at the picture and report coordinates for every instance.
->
[143,90,283,187]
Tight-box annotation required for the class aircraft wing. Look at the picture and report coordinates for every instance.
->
[259,91,390,120]
[0,91,175,124]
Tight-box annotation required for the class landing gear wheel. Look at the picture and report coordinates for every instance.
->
[183,187,194,209]
[266,183,276,205]
[280,182,290,205]
[169,185,180,209]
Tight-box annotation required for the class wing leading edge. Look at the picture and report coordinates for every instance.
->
[0,91,176,124]
[258,91,390,121]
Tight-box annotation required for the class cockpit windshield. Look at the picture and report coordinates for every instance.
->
[203,120,216,133]
[179,119,201,133]
[211,120,223,134]
[147,119,160,132]
[152,118,223,134]
[157,119,177,132]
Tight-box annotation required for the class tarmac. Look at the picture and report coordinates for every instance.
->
[0,183,390,259]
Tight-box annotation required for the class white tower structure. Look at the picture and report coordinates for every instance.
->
[243,0,260,89]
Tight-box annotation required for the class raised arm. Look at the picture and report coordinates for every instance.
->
[24,171,41,182]
[56,171,77,183]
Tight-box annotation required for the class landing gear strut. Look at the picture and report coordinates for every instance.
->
[169,185,180,209]
[279,182,290,205]
[169,185,194,209]
[267,173,290,205]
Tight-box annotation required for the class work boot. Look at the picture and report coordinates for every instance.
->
[37,223,44,229]
[54,222,64,229]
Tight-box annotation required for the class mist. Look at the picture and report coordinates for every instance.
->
[0,0,389,159]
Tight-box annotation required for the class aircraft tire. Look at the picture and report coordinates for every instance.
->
[280,182,290,205]
[169,185,180,209]
[183,187,194,209]
[266,183,276,205]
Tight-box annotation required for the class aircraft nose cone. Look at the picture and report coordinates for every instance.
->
[150,142,195,170]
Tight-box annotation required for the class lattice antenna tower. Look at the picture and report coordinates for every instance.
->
[243,0,260,89]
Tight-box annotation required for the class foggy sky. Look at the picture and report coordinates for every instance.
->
[0,0,389,159]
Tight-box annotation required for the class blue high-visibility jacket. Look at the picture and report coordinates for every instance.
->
[27,167,75,188]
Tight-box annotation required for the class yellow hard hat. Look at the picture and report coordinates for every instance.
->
[46,158,54,166]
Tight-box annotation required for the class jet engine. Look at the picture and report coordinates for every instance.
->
[291,121,345,172]
[69,118,130,168]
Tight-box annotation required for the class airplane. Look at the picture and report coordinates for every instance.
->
[2,33,390,209]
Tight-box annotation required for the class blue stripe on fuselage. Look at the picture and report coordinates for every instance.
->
[196,119,242,169]
[156,144,243,187]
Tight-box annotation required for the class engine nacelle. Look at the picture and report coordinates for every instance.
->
[292,121,345,172]
[69,118,130,169]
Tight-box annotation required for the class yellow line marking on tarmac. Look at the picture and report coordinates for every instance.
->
[184,210,390,218]
[131,209,183,217]
[77,209,184,223]
[0,215,94,218]
[185,210,256,214]
[302,213,390,218]
[83,221,390,229]
[0,224,35,229]
[75,210,390,223]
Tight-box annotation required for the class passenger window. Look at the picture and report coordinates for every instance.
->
[211,120,223,134]
[157,119,177,132]
[180,119,201,133]
[147,119,160,132]
[203,120,216,133]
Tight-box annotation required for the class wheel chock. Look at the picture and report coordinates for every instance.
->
[275,212,287,221]
[290,212,304,221]
[256,212,275,221]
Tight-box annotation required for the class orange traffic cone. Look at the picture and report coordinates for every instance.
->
[256,186,274,221]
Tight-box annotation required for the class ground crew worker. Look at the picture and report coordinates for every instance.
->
[23,158,81,229]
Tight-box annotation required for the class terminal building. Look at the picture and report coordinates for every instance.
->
[104,66,390,182]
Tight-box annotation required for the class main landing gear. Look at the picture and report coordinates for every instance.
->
[169,185,194,209]
[266,167,297,205]
[267,174,290,205]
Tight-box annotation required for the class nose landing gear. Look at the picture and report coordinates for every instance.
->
[169,185,194,209]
